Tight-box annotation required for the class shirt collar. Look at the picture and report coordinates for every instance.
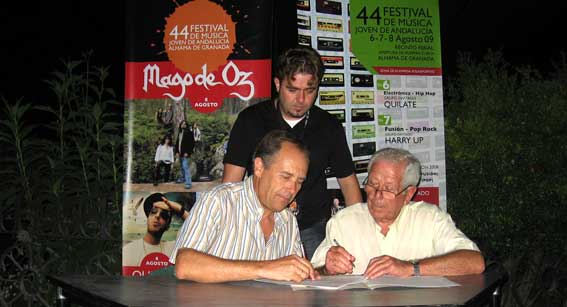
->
[366,202,410,234]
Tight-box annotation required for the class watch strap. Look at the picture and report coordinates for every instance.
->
[410,260,421,276]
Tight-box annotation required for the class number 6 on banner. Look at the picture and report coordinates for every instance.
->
[377,80,390,90]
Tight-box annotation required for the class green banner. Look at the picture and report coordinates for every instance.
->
[350,0,441,75]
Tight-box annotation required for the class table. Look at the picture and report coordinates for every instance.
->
[48,263,506,307]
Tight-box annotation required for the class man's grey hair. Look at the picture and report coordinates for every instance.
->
[367,148,421,188]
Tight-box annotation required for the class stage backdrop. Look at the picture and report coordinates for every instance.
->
[123,0,274,276]
[297,0,447,209]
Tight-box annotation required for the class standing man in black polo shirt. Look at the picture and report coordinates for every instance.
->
[222,45,362,259]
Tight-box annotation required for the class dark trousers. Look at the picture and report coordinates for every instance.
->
[154,161,171,183]
[299,220,327,260]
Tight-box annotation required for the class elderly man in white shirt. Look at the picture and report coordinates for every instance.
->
[311,147,485,278]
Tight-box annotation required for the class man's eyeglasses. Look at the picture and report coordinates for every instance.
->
[362,177,409,200]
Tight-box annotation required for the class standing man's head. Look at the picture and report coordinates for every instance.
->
[143,193,173,239]
[252,130,310,214]
[364,148,421,226]
[179,120,187,130]
[273,46,324,121]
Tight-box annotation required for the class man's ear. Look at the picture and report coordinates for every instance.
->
[274,77,281,93]
[404,186,418,204]
[253,157,264,177]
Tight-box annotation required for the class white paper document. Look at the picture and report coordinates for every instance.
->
[256,275,460,291]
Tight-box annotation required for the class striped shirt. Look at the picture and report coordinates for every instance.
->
[169,176,303,263]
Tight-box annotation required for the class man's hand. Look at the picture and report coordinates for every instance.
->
[154,197,184,216]
[258,255,319,282]
[324,246,356,275]
[363,255,413,279]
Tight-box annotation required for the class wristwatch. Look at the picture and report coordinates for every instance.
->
[410,260,421,276]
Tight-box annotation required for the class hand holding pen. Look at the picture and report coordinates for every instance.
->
[324,239,356,275]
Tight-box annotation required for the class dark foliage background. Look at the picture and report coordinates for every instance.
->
[445,51,567,306]
[0,54,123,306]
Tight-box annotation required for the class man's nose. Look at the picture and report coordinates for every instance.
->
[285,180,300,195]
[297,90,305,102]
[369,189,384,200]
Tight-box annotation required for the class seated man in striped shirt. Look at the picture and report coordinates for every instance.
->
[170,130,318,283]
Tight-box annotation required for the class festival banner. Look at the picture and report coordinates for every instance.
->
[297,0,447,210]
[123,0,274,276]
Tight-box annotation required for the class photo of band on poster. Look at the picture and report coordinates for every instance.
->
[297,0,446,210]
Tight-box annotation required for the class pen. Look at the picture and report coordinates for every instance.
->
[332,239,341,247]
[332,239,355,267]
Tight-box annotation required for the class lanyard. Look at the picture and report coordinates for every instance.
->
[275,99,310,140]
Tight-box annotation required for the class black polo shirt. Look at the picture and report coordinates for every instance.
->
[224,100,355,230]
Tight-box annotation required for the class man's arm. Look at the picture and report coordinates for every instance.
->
[363,250,485,278]
[222,108,256,183]
[157,197,188,220]
[175,137,181,155]
[154,145,160,162]
[222,163,246,183]
[337,174,362,205]
[175,248,317,283]
[419,249,485,276]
